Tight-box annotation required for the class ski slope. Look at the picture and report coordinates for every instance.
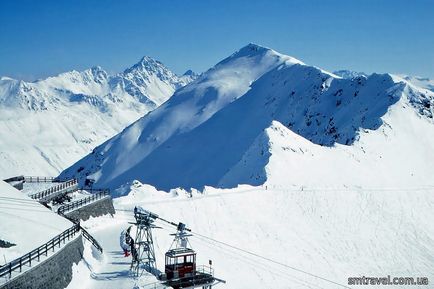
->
[67,183,434,289]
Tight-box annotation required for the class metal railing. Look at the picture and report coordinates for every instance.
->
[195,265,214,276]
[0,224,80,280]
[57,189,110,215]
[28,179,78,201]
[142,281,168,289]
[23,176,68,183]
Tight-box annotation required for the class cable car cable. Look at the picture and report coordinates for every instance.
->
[187,229,352,289]
[156,220,347,289]
[189,230,328,289]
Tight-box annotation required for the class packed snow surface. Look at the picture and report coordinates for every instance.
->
[0,180,72,263]
[66,182,434,289]
[0,59,197,178]
[60,44,434,191]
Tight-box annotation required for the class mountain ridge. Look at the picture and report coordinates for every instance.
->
[59,44,434,192]
[0,56,197,111]
[0,55,197,178]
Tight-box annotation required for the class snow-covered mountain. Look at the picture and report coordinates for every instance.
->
[335,69,434,93]
[0,58,197,178]
[395,74,434,93]
[333,69,368,79]
[59,43,434,192]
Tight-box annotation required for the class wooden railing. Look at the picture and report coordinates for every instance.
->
[57,211,104,254]
[0,224,80,279]
[81,227,103,253]
[28,179,78,201]
[57,189,110,215]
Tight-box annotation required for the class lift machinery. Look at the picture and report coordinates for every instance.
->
[131,207,226,289]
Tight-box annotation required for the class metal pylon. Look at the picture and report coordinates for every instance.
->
[131,207,160,277]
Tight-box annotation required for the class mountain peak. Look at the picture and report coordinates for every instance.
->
[183,69,196,76]
[243,42,269,51]
[123,55,168,76]
[89,65,104,72]
[218,43,304,69]
[138,55,161,65]
[232,43,272,58]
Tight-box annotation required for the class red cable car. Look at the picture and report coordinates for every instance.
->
[165,247,196,279]
[131,208,225,288]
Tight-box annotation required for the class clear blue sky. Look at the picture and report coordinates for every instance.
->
[1,0,433,80]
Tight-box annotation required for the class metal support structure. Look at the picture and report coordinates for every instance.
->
[131,207,160,277]
[130,207,226,288]
[169,222,193,250]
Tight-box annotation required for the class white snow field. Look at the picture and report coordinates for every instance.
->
[59,44,434,289]
[66,183,434,289]
[0,59,196,179]
[0,180,72,263]
[394,74,434,93]
[60,44,434,192]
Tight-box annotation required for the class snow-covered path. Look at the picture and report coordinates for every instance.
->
[67,212,163,289]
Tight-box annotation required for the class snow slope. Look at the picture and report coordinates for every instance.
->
[0,58,196,178]
[60,44,434,191]
[335,70,434,93]
[395,74,434,93]
[66,183,434,289]
[0,180,72,263]
[333,70,368,79]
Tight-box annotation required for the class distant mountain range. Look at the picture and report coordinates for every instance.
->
[334,69,434,92]
[0,57,197,177]
[58,44,434,193]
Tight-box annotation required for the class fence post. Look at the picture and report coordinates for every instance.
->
[38,247,40,262]
[19,258,22,272]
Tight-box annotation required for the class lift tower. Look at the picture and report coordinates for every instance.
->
[130,207,226,288]
[131,207,160,277]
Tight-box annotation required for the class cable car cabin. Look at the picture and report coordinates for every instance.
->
[165,247,196,280]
